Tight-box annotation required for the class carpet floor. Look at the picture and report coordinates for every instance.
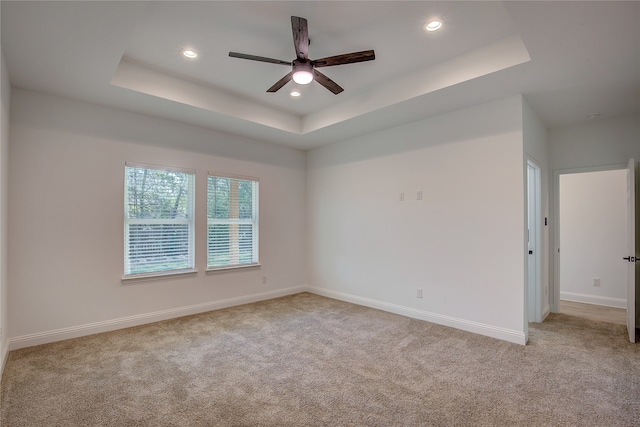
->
[1,292,639,426]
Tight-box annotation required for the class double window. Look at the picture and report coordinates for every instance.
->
[123,164,259,278]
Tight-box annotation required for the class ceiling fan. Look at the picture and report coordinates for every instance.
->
[229,16,375,95]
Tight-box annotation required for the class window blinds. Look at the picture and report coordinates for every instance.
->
[207,174,259,269]
[124,164,195,276]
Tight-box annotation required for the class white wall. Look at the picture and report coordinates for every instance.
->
[559,170,628,307]
[306,96,527,344]
[1,46,11,368]
[523,98,550,321]
[8,89,307,348]
[550,114,640,171]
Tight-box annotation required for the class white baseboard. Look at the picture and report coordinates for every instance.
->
[6,285,529,351]
[8,285,307,351]
[560,291,626,309]
[306,286,527,345]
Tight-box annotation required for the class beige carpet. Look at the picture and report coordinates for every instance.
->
[1,292,639,426]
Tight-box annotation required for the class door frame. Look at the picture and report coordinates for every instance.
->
[527,159,542,322]
[551,163,628,313]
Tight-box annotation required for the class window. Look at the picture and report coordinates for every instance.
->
[207,173,259,270]
[124,163,195,277]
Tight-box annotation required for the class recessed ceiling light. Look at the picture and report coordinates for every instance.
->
[181,49,198,59]
[290,91,301,97]
[425,20,442,32]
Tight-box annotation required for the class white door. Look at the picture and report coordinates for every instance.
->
[626,159,636,343]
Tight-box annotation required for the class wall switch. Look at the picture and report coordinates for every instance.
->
[593,278,600,287]
[416,288,423,298]
[262,276,267,284]
[399,192,404,201]
[417,190,423,200]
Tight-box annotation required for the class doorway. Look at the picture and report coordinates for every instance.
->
[554,166,629,325]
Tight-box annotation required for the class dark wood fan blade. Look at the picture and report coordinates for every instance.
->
[291,16,309,61]
[229,52,291,66]
[313,50,375,68]
[267,71,294,93]
[313,69,343,94]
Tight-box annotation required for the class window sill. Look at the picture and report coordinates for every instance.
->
[121,268,198,283]
[206,263,261,274]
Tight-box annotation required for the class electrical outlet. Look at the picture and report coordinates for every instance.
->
[262,276,267,284]
[416,288,423,298]
[593,278,600,287]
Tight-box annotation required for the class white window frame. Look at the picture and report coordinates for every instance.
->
[123,162,196,280]
[207,172,259,271]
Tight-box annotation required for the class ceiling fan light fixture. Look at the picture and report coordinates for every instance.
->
[292,61,313,85]
[425,20,442,32]
[293,71,313,85]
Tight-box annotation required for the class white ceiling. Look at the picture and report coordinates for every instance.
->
[2,1,639,150]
